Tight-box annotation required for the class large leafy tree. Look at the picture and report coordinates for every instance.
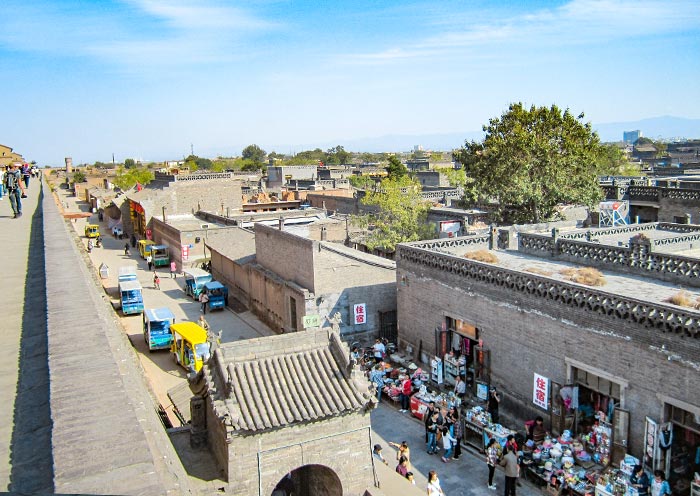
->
[385,156,408,180]
[113,166,154,190]
[326,145,350,165]
[241,144,266,166]
[354,176,432,251]
[596,143,639,176]
[455,103,605,224]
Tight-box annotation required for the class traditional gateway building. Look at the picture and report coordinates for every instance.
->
[189,329,377,495]
[396,223,700,494]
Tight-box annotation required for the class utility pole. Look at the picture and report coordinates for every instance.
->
[191,143,194,156]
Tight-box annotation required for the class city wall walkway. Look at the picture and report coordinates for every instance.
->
[1,178,191,495]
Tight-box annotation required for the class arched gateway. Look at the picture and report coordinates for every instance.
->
[272,464,342,496]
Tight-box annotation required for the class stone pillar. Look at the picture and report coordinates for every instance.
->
[497,229,510,250]
[629,235,653,269]
[489,224,497,250]
[551,228,560,256]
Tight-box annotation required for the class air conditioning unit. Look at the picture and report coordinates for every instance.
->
[200,224,209,229]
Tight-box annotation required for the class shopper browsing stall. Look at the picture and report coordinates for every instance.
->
[630,465,650,496]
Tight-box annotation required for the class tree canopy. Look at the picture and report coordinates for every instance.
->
[455,103,605,224]
[241,144,266,165]
[325,145,350,165]
[354,176,432,251]
[385,156,408,180]
[112,166,154,191]
[596,143,640,176]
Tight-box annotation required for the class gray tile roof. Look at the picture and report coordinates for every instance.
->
[205,330,374,433]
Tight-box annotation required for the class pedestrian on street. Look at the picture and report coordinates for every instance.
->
[486,438,499,490]
[424,401,436,444]
[130,233,136,248]
[399,374,412,413]
[199,291,209,313]
[451,408,463,460]
[427,470,445,495]
[124,243,130,256]
[441,427,457,463]
[500,445,519,496]
[5,163,25,218]
[426,412,439,455]
[369,364,385,402]
[198,315,210,332]
[153,272,160,290]
[146,254,153,271]
[170,261,177,278]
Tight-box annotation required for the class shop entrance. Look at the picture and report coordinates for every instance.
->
[439,317,488,393]
[664,404,700,496]
[571,367,629,465]
[271,464,342,496]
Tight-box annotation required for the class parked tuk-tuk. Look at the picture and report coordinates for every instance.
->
[118,265,138,283]
[183,268,213,299]
[84,224,100,238]
[151,245,170,267]
[203,281,228,311]
[143,307,175,351]
[119,280,144,315]
[170,322,210,372]
[138,239,156,259]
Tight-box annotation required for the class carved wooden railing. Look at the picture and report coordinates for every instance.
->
[397,243,700,338]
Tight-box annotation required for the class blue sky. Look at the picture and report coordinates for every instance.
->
[1,0,699,165]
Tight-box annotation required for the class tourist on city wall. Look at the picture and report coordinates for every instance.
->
[396,456,409,477]
[500,445,519,496]
[21,163,31,188]
[0,166,5,200]
[388,441,411,470]
[486,438,499,490]
[5,163,26,218]
[427,470,445,495]
[406,471,415,485]
[372,444,388,466]
[488,388,501,424]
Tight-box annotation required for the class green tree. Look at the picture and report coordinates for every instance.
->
[354,176,432,251]
[112,166,154,190]
[185,154,212,170]
[73,170,87,183]
[596,144,639,176]
[124,158,136,169]
[385,156,408,180]
[455,103,605,224]
[241,144,266,166]
[348,175,378,189]
[326,145,350,165]
[435,166,469,188]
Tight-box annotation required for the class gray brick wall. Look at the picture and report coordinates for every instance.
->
[255,224,317,293]
[396,259,700,459]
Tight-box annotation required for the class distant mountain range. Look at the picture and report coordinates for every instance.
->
[276,116,700,154]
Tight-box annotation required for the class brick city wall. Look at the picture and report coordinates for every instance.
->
[255,224,317,293]
[224,413,374,496]
[658,195,700,223]
[396,257,700,458]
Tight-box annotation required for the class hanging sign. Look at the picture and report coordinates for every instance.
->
[643,417,658,473]
[302,314,320,328]
[353,303,366,325]
[182,244,189,261]
[533,373,549,410]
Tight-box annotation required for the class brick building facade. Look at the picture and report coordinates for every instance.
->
[395,233,700,474]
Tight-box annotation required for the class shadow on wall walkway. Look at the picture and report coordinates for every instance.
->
[9,182,55,493]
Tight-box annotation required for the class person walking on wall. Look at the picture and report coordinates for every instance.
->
[427,470,445,496]
[21,163,31,189]
[5,164,26,218]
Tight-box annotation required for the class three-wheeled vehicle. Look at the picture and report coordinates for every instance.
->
[170,322,210,372]
[119,280,144,315]
[138,239,156,259]
[203,281,228,311]
[118,265,138,283]
[151,245,170,267]
[143,307,175,352]
[183,268,213,299]
[84,224,100,238]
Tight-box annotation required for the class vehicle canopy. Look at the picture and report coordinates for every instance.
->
[138,239,156,258]
[118,265,138,282]
[151,245,170,265]
[204,281,226,293]
[85,224,100,238]
[144,307,176,323]
[119,280,144,314]
[170,322,211,371]
[119,280,143,293]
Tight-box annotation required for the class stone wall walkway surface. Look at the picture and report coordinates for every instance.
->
[1,177,193,495]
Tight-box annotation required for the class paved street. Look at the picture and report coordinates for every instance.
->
[371,403,542,496]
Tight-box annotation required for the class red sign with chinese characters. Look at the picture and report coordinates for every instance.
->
[533,373,549,410]
[353,303,366,325]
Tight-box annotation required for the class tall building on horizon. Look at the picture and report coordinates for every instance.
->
[623,130,642,144]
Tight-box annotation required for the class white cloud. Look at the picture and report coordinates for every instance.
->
[347,0,700,64]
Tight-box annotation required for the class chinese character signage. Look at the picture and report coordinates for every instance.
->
[353,303,366,325]
[533,373,549,410]
[181,245,189,261]
[302,314,320,329]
